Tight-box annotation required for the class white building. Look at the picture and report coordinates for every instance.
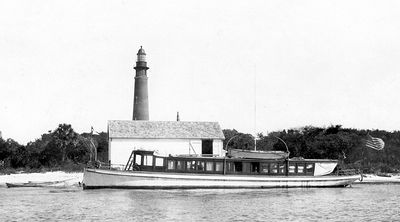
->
[108,120,225,167]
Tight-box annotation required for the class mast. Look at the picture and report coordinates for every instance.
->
[254,64,257,151]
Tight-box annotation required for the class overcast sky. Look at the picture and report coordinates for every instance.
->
[1,0,400,144]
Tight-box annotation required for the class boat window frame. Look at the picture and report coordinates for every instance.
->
[250,162,260,174]
[186,160,197,171]
[155,157,164,167]
[297,163,305,174]
[260,162,270,174]
[197,161,205,172]
[167,159,175,170]
[306,163,315,175]
[270,162,278,174]
[215,162,223,172]
[233,161,243,173]
[278,163,285,174]
[288,162,297,174]
[143,155,153,166]
[134,154,143,166]
[205,161,214,172]
[176,160,185,172]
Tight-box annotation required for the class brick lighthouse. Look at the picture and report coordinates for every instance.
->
[132,46,149,120]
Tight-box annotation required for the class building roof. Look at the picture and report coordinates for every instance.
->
[108,120,225,140]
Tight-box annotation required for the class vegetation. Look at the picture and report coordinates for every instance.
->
[1,124,399,174]
[0,124,108,173]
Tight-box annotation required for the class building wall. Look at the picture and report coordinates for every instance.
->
[213,139,224,156]
[109,138,224,167]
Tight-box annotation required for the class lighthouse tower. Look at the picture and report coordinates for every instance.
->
[132,46,149,120]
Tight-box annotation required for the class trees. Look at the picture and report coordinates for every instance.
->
[52,124,79,162]
[0,138,12,164]
[0,124,107,170]
[223,129,255,150]
[94,132,108,162]
[3,139,26,168]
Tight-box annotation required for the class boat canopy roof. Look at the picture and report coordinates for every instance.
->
[132,150,337,163]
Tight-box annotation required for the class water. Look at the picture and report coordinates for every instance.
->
[0,184,399,221]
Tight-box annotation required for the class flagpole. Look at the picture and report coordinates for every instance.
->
[362,131,369,172]
[254,64,257,151]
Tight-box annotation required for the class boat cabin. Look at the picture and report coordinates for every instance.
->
[126,150,338,177]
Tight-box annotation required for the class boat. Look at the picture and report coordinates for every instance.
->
[227,149,289,159]
[6,180,66,188]
[82,150,361,189]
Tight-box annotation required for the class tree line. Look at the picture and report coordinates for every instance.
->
[1,124,399,173]
[0,124,108,172]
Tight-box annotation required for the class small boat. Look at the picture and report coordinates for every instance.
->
[6,180,65,188]
[82,150,361,189]
[227,149,289,159]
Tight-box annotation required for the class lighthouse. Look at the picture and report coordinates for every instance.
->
[132,46,149,120]
[107,47,226,166]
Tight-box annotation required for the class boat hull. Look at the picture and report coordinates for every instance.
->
[82,169,361,189]
[6,181,64,188]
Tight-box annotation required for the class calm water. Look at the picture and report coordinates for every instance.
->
[0,184,399,222]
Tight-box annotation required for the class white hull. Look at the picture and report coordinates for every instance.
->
[82,169,361,189]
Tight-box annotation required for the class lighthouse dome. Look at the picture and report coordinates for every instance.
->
[137,46,146,55]
[137,46,146,62]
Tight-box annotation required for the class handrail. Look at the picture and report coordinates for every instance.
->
[273,136,290,158]
[225,134,240,151]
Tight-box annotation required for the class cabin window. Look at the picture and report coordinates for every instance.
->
[187,160,197,171]
[278,164,285,174]
[135,154,142,165]
[306,164,314,174]
[297,164,304,173]
[206,162,214,171]
[155,158,164,167]
[234,162,242,172]
[177,161,184,170]
[144,155,153,166]
[215,162,223,172]
[167,160,175,170]
[289,164,296,173]
[226,162,233,172]
[271,163,278,173]
[261,163,269,173]
[251,162,260,173]
[198,161,205,171]
[242,163,251,173]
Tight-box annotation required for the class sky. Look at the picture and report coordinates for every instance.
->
[1,0,400,144]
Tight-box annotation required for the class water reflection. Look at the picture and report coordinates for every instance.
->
[0,185,399,221]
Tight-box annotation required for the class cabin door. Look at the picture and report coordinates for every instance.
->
[202,140,213,155]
